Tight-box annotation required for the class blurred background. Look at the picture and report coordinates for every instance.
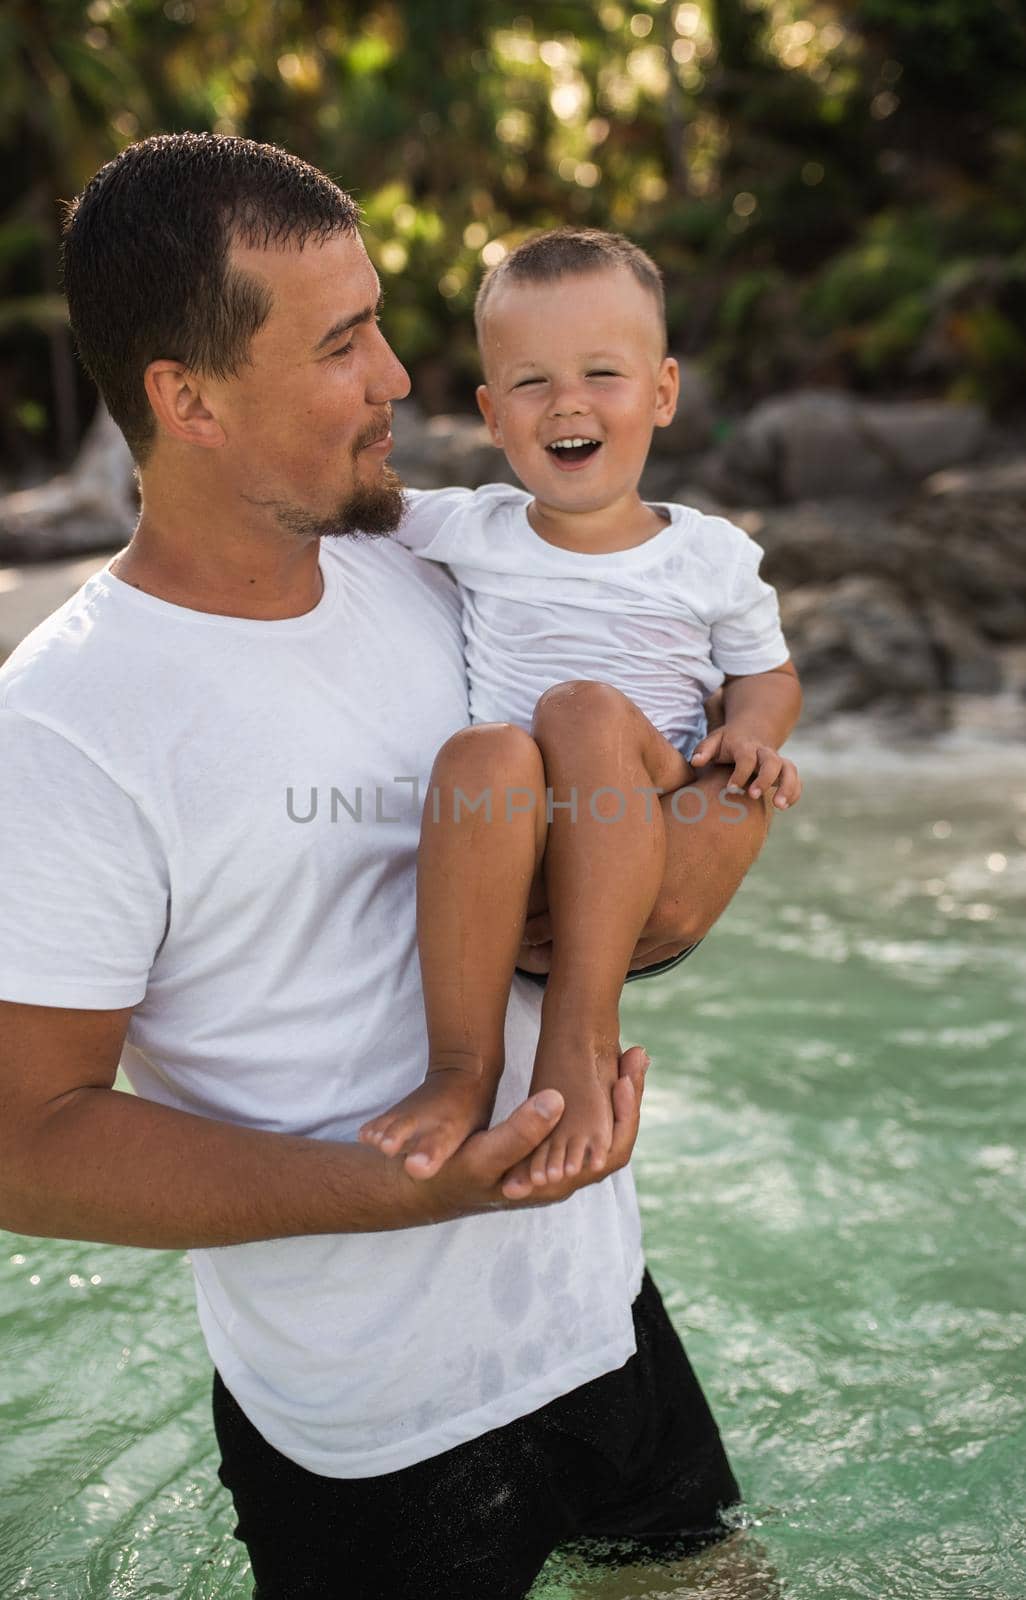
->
[1,7,1025,1600]
[1,0,1024,732]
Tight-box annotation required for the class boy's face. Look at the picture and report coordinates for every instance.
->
[475,266,678,515]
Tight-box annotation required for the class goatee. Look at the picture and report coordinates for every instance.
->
[272,464,406,542]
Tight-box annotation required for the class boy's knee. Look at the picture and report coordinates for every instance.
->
[432,722,541,787]
[532,679,631,736]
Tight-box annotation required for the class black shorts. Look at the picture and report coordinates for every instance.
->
[516,937,703,989]
[213,1268,741,1600]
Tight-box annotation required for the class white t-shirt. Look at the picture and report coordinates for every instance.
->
[0,537,644,1478]
[399,484,790,756]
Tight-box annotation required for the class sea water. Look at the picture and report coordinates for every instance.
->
[2,738,1024,1599]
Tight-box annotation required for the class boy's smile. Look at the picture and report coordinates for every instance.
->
[475,265,679,550]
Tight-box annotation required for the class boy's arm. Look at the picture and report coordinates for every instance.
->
[690,658,803,805]
[722,658,803,744]
[395,486,471,555]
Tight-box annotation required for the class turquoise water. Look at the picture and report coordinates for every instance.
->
[3,748,1024,1599]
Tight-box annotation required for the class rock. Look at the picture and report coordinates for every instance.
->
[902,458,1026,641]
[736,499,922,590]
[389,400,517,490]
[780,576,942,720]
[705,391,988,504]
[720,485,1025,650]
[649,358,716,457]
[0,405,136,562]
[922,600,1004,694]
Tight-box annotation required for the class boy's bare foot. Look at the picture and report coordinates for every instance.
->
[523,1008,621,1186]
[358,1055,497,1179]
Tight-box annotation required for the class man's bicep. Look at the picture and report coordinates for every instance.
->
[0,714,169,1009]
[0,999,132,1123]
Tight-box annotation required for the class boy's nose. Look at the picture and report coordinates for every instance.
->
[549,384,590,417]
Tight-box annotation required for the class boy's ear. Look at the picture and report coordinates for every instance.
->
[653,356,680,430]
[476,384,503,446]
[144,361,227,450]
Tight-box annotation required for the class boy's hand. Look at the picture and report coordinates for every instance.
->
[690,724,801,809]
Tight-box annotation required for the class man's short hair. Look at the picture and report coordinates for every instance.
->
[474,228,666,347]
[62,133,359,462]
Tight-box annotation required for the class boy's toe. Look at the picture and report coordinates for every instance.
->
[404,1148,438,1178]
[546,1144,567,1181]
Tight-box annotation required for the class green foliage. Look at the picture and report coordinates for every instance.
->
[2,0,1026,463]
[805,215,939,330]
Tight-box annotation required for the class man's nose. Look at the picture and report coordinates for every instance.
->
[368,327,411,404]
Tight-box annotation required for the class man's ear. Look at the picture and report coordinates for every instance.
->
[143,361,226,450]
[476,384,503,447]
[653,356,680,431]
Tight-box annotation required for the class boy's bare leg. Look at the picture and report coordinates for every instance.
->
[358,724,546,1178]
[525,680,693,1186]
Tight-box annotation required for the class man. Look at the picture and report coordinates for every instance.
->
[0,135,784,1599]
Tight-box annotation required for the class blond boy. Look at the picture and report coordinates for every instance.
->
[361,229,802,1190]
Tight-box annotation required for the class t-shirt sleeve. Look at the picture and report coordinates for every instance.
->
[396,487,472,557]
[0,711,170,1009]
[709,528,791,676]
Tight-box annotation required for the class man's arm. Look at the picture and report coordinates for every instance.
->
[0,1000,649,1246]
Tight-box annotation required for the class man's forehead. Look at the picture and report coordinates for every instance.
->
[229,232,378,333]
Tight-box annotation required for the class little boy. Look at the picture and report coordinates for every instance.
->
[359,228,802,1192]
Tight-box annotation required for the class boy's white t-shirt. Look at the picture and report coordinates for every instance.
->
[399,483,790,755]
[0,536,645,1478]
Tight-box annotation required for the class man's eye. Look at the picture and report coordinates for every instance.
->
[327,342,354,361]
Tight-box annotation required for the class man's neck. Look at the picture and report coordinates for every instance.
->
[112,487,324,621]
[526,490,668,555]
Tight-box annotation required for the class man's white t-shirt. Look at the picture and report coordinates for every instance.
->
[399,484,790,756]
[0,537,644,1478]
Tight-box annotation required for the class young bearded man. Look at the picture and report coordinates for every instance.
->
[0,135,785,1599]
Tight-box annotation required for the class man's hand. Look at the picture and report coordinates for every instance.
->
[690,723,801,809]
[397,1044,650,1221]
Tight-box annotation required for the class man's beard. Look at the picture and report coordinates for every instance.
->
[271,463,406,541]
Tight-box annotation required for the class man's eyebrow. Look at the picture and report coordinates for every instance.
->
[312,292,384,353]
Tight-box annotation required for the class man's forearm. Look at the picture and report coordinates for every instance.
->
[0,1085,431,1248]
[648,764,773,950]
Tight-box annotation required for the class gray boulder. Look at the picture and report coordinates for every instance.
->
[780,576,942,720]
[390,400,516,491]
[902,459,1026,641]
[706,391,988,504]
[0,405,136,562]
[649,358,716,457]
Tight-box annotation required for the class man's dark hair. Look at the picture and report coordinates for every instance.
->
[474,227,666,348]
[62,133,359,462]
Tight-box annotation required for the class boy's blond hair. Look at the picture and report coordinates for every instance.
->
[474,228,666,350]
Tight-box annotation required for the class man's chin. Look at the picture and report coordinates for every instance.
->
[276,466,406,541]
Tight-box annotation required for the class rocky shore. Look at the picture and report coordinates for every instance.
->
[2,386,1023,741]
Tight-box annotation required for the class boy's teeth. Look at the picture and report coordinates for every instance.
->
[550,438,596,449]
